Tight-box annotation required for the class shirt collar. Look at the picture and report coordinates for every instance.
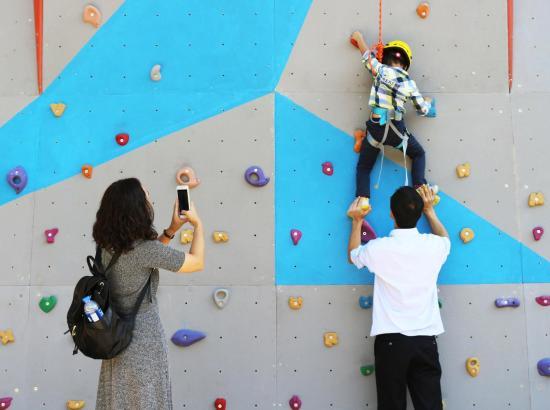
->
[389,228,419,237]
[393,66,409,75]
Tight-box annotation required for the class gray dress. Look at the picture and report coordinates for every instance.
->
[95,240,185,410]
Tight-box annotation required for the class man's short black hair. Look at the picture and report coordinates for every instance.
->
[390,186,423,228]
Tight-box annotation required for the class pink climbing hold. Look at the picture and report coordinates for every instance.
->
[361,220,377,244]
[533,226,544,241]
[0,397,13,409]
[535,296,550,307]
[290,229,302,245]
[289,395,302,409]
[45,228,59,244]
[322,161,334,176]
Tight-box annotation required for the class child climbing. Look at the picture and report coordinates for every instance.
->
[351,31,436,210]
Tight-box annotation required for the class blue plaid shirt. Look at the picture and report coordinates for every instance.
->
[362,51,431,117]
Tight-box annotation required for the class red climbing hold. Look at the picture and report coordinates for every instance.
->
[45,228,58,244]
[322,162,334,176]
[533,226,544,241]
[115,133,129,146]
[214,398,227,410]
[289,395,302,409]
[535,296,550,307]
[350,37,359,48]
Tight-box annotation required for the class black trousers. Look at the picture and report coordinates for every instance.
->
[356,118,427,198]
[374,333,443,410]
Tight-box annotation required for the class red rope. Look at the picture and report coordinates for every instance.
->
[375,0,384,61]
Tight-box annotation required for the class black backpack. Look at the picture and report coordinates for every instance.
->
[66,247,151,359]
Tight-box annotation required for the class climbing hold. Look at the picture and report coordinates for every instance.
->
[244,166,270,187]
[460,228,474,244]
[81,165,93,179]
[358,295,373,309]
[176,166,200,188]
[6,166,28,194]
[45,228,59,244]
[535,296,550,306]
[416,2,430,18]
[322,162,334,176]
[353,129,366,153]
[50,103,66,117]
[361,220,377,244]
[426,98,437,117]
[438,298,443,309]
[288,296,303,310]
[456,163,471,178]
[323,332,339,347]
[359,197,371,211]
[66,400,85,410]
[537,358,550,377]
[214,398,227,410]
[528,192,545,207]
[0,329,14,345]
[180,229,194,244]
[533,226,544,241]
[433,195,441,206]
[290,229,302,246]
[212,231,229,243]
[350,36,359,48]
[115,133,129,146]
[360,364,375,376]
[171,329,206,347]
[213,288,230,309]
[83,4,101,28]
[494,297,520,308]
[0,397,13,409]
[150,64,162,81]
[289,395,302,409]
[466,357,480,377]
[39,295,57,313]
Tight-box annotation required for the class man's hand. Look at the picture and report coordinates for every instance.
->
[347,197,371,221]
[417,184,436,214]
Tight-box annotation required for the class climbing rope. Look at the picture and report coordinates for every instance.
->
[375,0,384,61]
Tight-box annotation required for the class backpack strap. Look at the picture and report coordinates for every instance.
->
[130,275,152,317]
[88,246,120,277]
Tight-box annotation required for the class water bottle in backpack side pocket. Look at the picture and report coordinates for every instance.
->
[83,295,104,323]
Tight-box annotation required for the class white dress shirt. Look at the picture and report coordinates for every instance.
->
[351,228,451,337]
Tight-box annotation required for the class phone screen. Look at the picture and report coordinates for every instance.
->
[177,187,190,213]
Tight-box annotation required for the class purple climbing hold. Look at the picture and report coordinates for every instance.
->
[494,297,520,308]
[537,358,550,376]
[6,166,28,194]
[0,397,13,409]
[244,166,270,187]
[289,395,302,409]
[361,220,377,244]
[171,329,206,347]
[290,229,302,245]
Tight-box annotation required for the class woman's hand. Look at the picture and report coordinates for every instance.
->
[181,202,201,227]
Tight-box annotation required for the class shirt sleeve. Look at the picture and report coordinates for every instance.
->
[139,240,185,272]
[350,241,379,272]
[362,50,382,77]
[409,80,431,115]
[438,236,451,264]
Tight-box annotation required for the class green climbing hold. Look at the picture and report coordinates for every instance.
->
[39,295,57,313]
[360,365,375,376]
[438,298,443,309]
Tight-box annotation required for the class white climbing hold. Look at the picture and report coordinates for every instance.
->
[213,288,230,309]
[150,64,162,81]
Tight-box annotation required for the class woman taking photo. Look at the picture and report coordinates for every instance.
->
[92,178,204,410]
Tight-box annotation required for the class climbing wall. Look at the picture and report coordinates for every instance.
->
[0,0,549,409]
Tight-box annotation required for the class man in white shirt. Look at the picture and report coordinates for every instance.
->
[347,185,450,410]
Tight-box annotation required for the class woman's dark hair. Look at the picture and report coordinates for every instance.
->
[390,186,423,228]
[382,48,410,70]
[93,178,157,253]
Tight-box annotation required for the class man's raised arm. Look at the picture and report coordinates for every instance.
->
[417,185,449,238]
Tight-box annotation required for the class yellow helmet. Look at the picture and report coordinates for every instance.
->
[384,40,413,69]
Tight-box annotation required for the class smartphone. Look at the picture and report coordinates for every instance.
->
[177,185,190,214]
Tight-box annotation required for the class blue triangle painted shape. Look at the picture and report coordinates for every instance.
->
[275,93,549,285]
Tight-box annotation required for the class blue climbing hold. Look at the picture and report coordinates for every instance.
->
[244,166,270,187]
[537,358,550,376]
[358,295,373,309]
[494,297,520,308]
[426,98,437,118]
[171,329,206,347]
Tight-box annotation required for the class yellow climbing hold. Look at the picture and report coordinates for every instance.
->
[528,192,544,207]
[288,296,303,310]
[67,400,86,409]
[50,103,66,117]
[0,329,14,345]
[212,231,229,243]
[456,162,471,178]
[433,195,441,206]
[466,357,480,377]
[460,228,474,244]
[180,229,194,244]
[323,332,339,347]
[359,197,371,211]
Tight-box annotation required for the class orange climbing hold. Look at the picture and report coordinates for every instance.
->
[460,228,474,244]
[83,5,101,28]
[466,357,480,377]
[66,400,85,409]
[288,296,303,310]
[213,231,229,243]
[324,332,339,347]
[416,2,430,18]
[528,192,544,207]
[0,329,14,345]
[353,129,365,153]
[81,165,93,179]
